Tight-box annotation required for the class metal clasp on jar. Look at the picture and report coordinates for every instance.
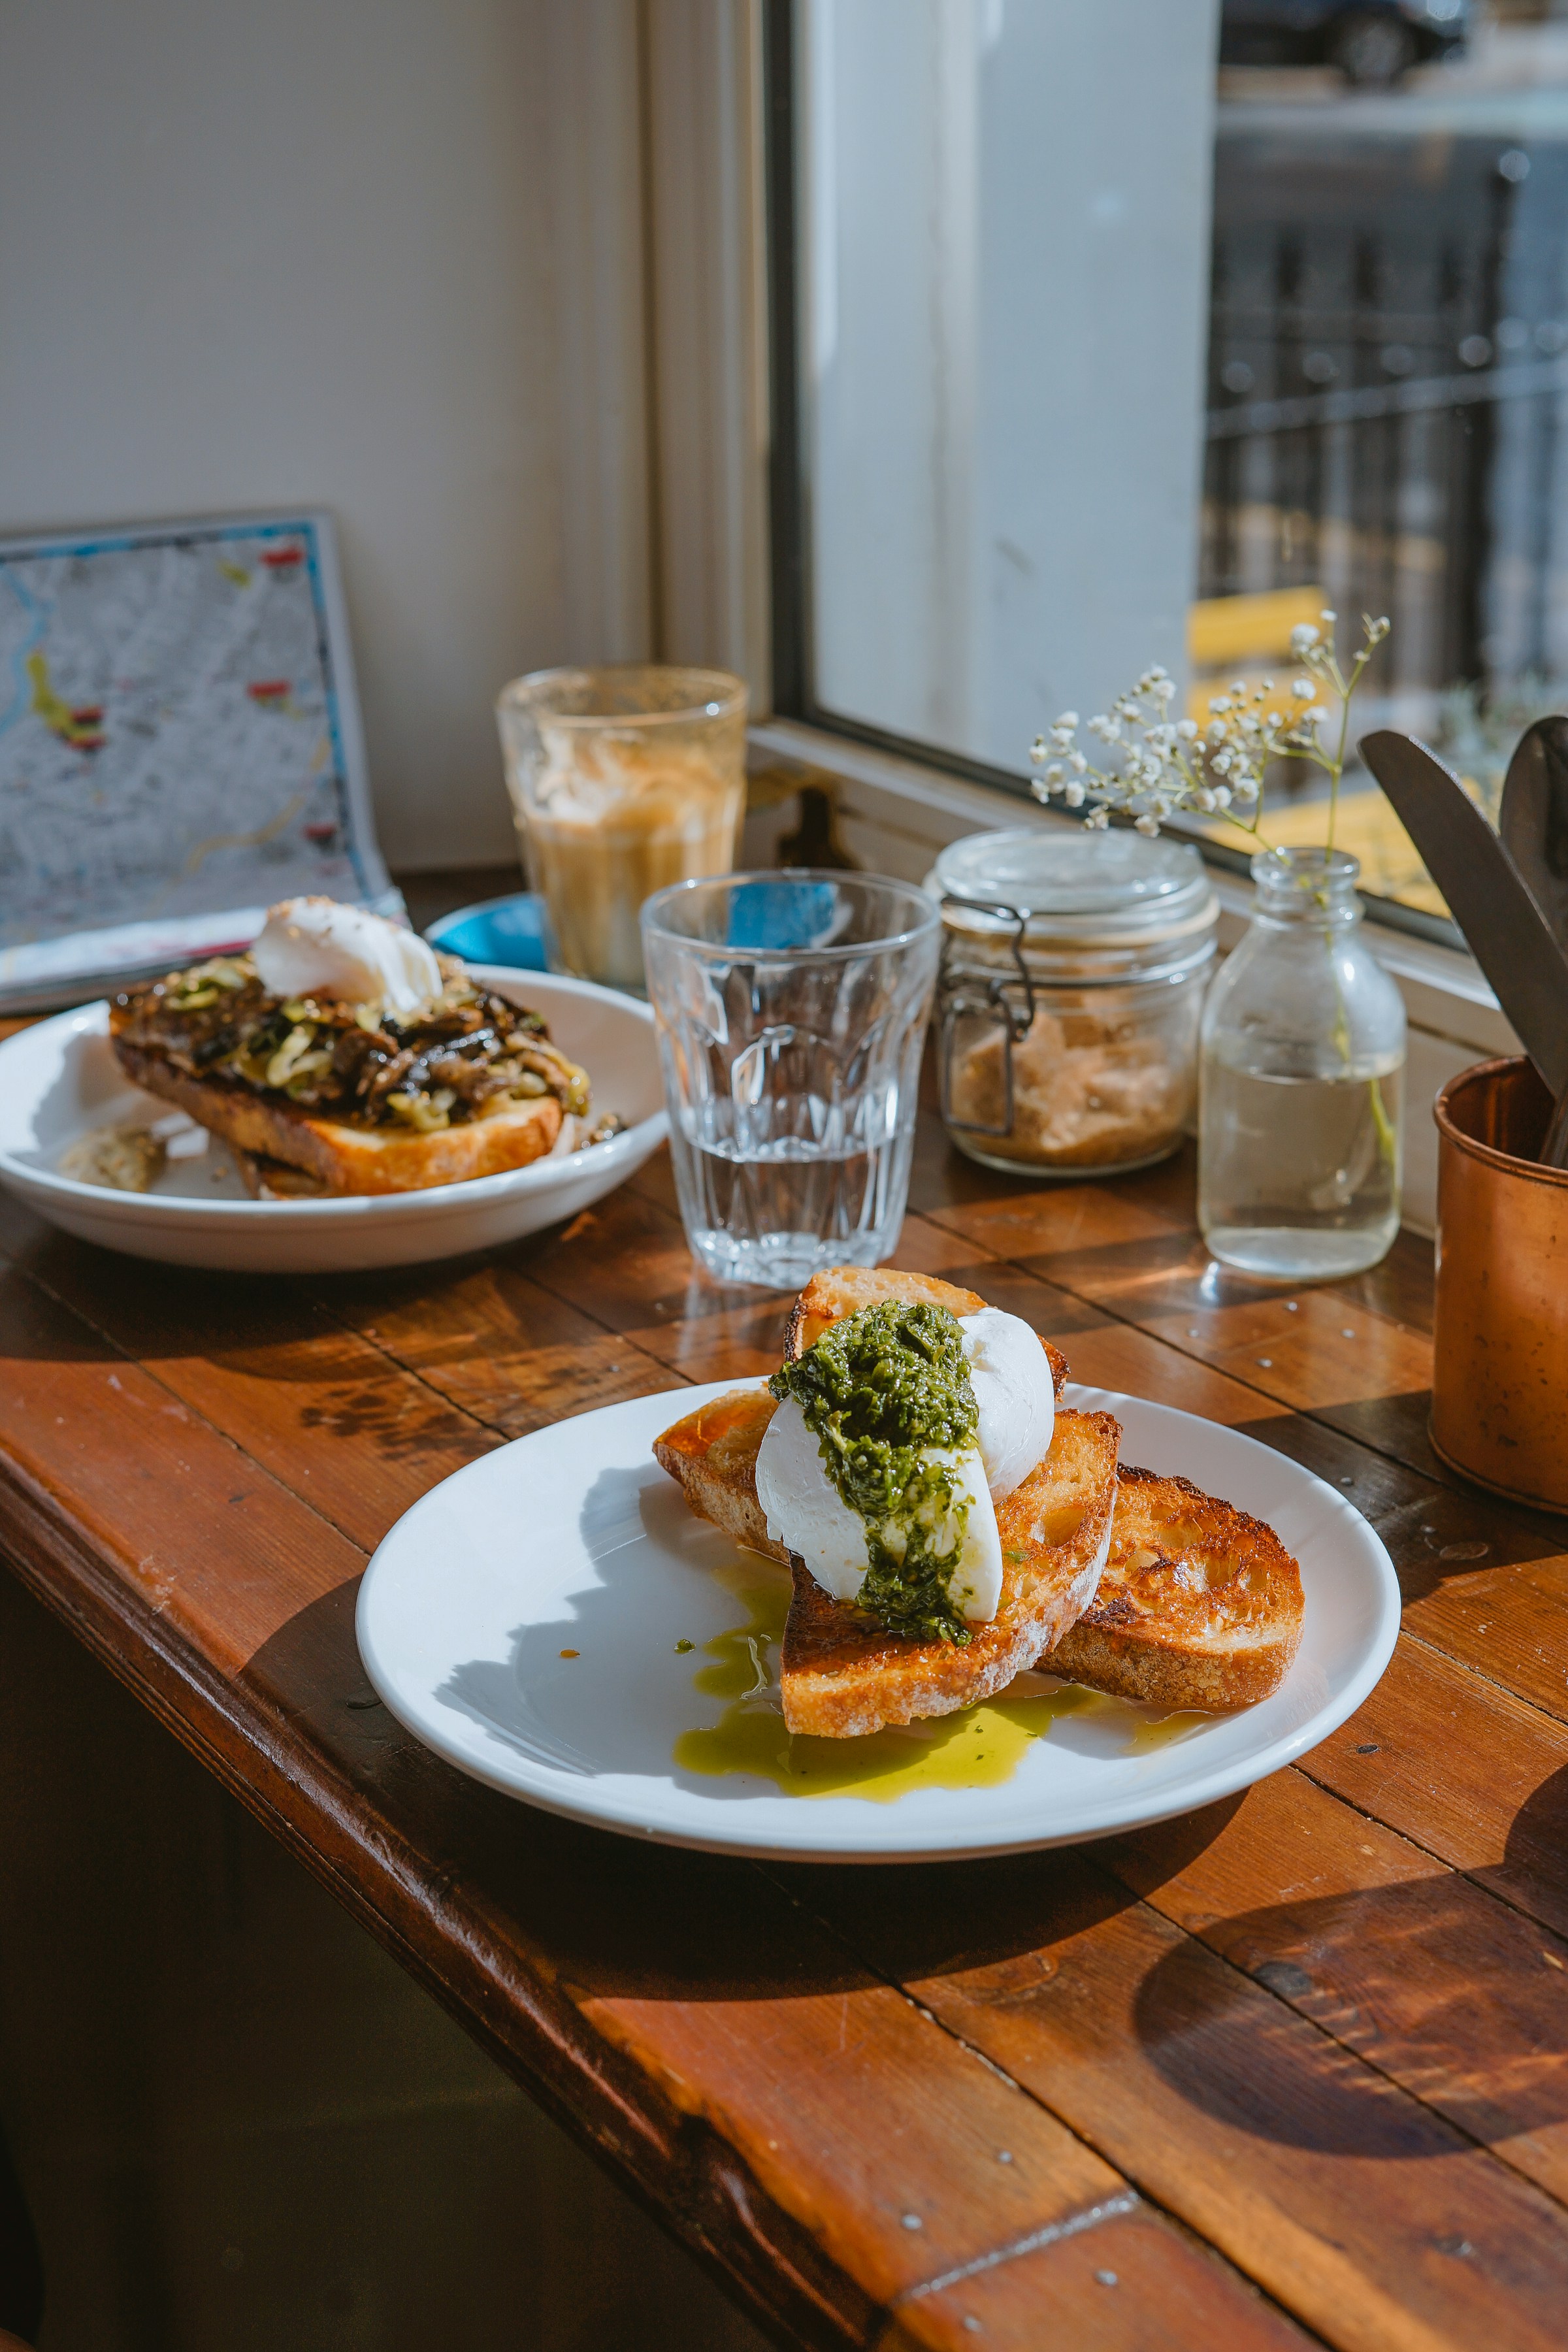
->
[936,896,1036,1137]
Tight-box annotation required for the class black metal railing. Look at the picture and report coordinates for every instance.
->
[1201,126,1568,700]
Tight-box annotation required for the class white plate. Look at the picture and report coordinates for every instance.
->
[0,966,667,1273]
[355,1380,1401,1862]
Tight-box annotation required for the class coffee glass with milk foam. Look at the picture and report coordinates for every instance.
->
[496,664,747,992]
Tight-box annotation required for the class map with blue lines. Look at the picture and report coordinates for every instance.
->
[0,516,388,989]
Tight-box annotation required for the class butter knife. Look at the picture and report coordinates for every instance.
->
[1359,728,1568,1164]
[1499,714,1568,953]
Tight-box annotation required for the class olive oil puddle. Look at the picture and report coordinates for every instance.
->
[672,1565,1211,1801]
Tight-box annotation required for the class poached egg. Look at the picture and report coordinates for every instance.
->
[250,897,442,1015]
[753,1305,1057,1627]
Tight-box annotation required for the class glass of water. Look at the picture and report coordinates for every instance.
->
[641,871,941,1289]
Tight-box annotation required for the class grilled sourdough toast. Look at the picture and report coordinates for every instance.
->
[108,953,589,1196]
[656,1269,1305,1722]
[651,1269,1073,1567]
[654,1265,1120,1737]
[781,1408,1119,1736]
[114,1042,564,1194]
[785,1264,1071,1395]
[653,1387,785,1564]
[1045,1463,1304,1709]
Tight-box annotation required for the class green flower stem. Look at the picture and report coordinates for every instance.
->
[1368,1071,1398,1168]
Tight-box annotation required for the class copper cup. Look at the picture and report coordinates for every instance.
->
[1432,1056,1568,1514]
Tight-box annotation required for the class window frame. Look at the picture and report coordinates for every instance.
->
[757,0,1469,958]
[633,0,1520,1230]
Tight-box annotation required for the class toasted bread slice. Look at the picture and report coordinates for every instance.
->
[235,1149,329,1200]
[653,1387,786,1563]
[653,1264,1112,1737]
[652,1384,1120,1736]
[783,1264,1068,1394]
[1045,1463,1304,1710]
[114,1040,562,1196]
[779,1261,1085,1729]
[785,1265,988,1360]
[781,1406,1119,1736]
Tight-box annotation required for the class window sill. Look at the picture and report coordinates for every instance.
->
[748,715,1512,1237]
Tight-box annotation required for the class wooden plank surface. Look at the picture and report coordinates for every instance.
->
[4,1079,1568,2349]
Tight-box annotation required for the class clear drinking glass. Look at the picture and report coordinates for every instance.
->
[495,663,748,992]
[1198,848,1406,1279]
[641,871,941,1289]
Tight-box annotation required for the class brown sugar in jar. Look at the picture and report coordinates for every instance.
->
[931,829,1217,1179]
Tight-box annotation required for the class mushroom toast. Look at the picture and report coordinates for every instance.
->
[108,896,611,1196]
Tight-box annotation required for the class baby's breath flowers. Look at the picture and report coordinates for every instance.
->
[1030,611,1390,854]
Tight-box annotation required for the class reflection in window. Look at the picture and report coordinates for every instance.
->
[1201,12,1568,915]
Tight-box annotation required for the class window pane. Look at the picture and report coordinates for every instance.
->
[1200,12,1567,918]
[800,0,1218,768]
[789,0,1568,930]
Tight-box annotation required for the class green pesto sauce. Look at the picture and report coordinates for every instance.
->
[769,1299,979,1646]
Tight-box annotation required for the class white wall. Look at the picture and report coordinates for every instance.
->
[0,0,649,871]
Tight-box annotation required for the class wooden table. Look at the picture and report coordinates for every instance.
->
[3,1086,1568,2352]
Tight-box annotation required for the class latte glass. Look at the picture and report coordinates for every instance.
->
[496,663,747,992]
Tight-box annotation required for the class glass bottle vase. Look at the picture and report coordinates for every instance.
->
[1198,848,1405,1279]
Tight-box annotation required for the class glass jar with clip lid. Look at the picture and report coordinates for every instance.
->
[929,828,1218,1179]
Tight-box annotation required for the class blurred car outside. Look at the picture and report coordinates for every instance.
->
[1220,0,1471,86]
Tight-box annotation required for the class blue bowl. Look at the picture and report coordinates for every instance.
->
[425,893,551,972]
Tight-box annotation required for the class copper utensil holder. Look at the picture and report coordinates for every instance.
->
[1433,1056,1568,1514]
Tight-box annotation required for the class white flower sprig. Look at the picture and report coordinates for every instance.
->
[1029,610,1390,853]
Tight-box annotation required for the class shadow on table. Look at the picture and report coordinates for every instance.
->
[431,1465,811,1794]
[241,1467,1568,2114]
[1126,1767,1568,2158]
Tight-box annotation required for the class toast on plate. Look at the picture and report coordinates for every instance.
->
[780,1404,1119,1737]
[114,1040,564,1195]
[653,1267,1074,1565]
[1044,1462,1304,1709]
[108,926,591,1197]
[784,1264,1071,1394]
[653,1386,785,1564]
[657,1265,1305,1727]
[655,1264,1119,1737]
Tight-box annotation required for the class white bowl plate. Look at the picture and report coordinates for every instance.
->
[356,1380,1401,1863]
[0,966,667,1273]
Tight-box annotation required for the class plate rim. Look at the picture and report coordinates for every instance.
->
[0,964,666,1224]
[355,1377,1403,1864]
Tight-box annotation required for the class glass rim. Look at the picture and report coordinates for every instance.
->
[640,867,941,961]
[1251,845,1360,881]
[495,661,748,730]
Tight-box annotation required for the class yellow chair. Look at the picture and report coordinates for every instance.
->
[1187,586,1328,727]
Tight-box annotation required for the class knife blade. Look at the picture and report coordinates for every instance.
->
[1360,728,1568,1103]
[1499,713,1568,953]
